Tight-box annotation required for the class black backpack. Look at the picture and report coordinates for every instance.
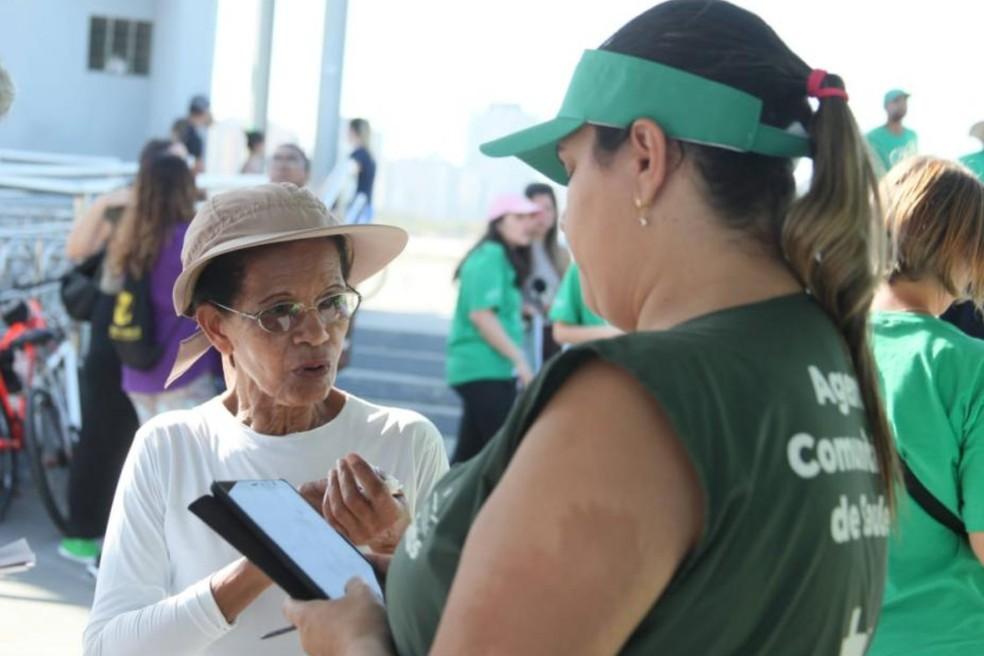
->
[108,274,167,370]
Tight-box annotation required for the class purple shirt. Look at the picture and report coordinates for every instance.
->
[122,222,221,394]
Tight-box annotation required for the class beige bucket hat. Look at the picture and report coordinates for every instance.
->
[166,182,407,387]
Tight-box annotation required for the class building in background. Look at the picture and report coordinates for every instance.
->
[0,0,218,160]
[376,104,554,225]
[0,0,348,184]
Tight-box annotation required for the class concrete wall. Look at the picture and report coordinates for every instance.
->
[0,0,216,161]
[146,0,217,143]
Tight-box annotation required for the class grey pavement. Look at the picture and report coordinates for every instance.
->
[0,474,93,656]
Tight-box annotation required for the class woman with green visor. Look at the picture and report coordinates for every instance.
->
[282,2,896,653]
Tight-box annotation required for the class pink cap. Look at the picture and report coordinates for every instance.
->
[486,193,541,222]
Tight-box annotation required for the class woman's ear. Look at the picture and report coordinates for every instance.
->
[628,119,673,206]
[195,304,234,356]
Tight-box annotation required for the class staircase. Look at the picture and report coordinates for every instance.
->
[337,310,460,457]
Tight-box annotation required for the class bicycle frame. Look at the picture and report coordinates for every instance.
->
[40,339,81,435]
[0,367,24,453]
[0,299,45,452]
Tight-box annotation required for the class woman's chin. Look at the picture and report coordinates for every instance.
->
[280,375,336,406]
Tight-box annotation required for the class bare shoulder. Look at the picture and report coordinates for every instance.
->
[514,357,703,534]
[431,358,704,655]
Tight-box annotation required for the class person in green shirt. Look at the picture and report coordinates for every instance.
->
[282,2,896,653]
[958,120,984,181]
[445,193,538,464]
[549,261,621,345]
[866,89,918,176]
[868,156,984,656]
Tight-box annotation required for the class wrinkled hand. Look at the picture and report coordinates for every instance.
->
[299,454,410,554]
[283,578,391,656]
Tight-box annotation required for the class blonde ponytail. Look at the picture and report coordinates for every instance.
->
[782,80,898,510]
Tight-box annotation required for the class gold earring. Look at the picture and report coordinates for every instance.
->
[634,197,649,227]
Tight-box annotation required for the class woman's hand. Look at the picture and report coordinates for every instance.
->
[514,359,535,387]
[282,578,392,656]
[299,454,410,554]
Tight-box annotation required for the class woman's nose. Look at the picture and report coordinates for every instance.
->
[291,307,332,346]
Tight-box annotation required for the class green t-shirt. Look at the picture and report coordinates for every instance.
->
[959,150,984,181]
[446,241,524,386]
[389,294,887,655]
[548,262,606,327]
[866,126,918,175]
[868,313,984,656]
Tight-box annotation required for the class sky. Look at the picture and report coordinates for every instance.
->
[212,0,984,166]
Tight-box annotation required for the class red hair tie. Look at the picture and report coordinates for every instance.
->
[807,69,849,101]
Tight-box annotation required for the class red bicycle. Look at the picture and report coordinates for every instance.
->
[0,297,72,528]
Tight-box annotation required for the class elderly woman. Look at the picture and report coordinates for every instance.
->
[83,184,449,656]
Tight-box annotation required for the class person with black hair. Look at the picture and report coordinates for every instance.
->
[283,2,895,653]
[178,95,213,174]
[345,118,377,224]
[241,130,266,174]
[269,143,311,188]
[522,182,568,364]
[85,184,447,655]
[446,194,538,464]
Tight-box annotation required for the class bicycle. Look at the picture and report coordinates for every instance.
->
[0,298,48,520]
[0,294,82,532]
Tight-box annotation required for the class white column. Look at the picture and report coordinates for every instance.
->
[310,0,349,189]
[251,0,276,132]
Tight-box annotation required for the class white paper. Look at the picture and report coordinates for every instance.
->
[0,538,36,574]
[228,480,383,600]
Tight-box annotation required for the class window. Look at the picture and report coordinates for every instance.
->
[87,16,153,76]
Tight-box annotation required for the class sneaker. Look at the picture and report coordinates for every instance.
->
[58,538,100,565]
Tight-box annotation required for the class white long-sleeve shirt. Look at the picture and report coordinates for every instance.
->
[84,394,449,656]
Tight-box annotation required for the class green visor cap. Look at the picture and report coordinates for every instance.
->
[480,49,811,185]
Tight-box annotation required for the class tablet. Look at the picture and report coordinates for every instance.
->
[218,479,383,600]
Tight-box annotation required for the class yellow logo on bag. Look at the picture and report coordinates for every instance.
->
[113,291,134,326]
[109,291,142,342]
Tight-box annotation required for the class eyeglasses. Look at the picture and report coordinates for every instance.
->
[212,289,361,334]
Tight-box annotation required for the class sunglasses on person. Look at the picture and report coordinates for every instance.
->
[211,289,361,334]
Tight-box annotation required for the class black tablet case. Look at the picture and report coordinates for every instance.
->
[188,481,326,601]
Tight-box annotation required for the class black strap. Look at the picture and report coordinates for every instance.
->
[901,458,967,538]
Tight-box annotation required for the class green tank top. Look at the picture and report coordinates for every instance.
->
[386,294,888,655]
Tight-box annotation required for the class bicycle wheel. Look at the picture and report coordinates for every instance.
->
[0,405,17,522]
[24,387,71,533]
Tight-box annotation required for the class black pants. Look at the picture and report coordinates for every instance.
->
[67,294,139,538]
[452,379,517,465]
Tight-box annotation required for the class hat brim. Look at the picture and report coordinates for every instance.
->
[165,223,408,388]
[172,223,408,318]
[480,117,584,185]
[884,91,910,106]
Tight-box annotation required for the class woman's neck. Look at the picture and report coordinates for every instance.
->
[872,278,954,317]
[629,215,802,332]
[223,386,346,436]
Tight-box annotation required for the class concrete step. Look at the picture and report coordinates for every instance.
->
[336,367,459,408]
[351,326,448,354]
[348,344,446,379]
